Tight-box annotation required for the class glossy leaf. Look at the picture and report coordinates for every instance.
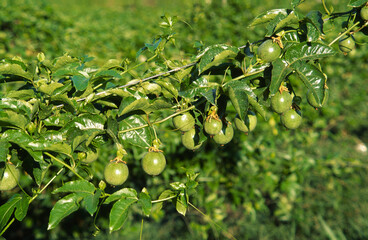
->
[305,22,320,42]
[95,69,122,79]
[270,59,293,95]
[284,43,335,64]
[291,0,304,8]
[0,194,22,231]
[118,98,150,116]
[0,98,33,118]
[196,44,238,74]
[52,180,96,196]
[63,114,105,132]
[104,188,138,204]
[119,115,152,148]
[249,9,288,27]
[38,82,64,96]
[15,195,30,221]
[109,197,137,232]
[175,191,187,216]
[154,189,176,212]
[266,11,300,36]
[170,182,186,191]
[228,86,249,121]
[156,79,178,98]
[0,110,29,129]
[179,76,215,100]
[72,74,89,91]
[293,62,326,106]
[0,140,10,162]
[138,191,152,217]
[306,10,323,34]
[1,129,43,162]
[48,193,81,230]
[348,0,367,7]
[5,89,35,100]
[84,189,101,216]
[50,94,77,113]
[248,95,267,120]
[145,99,173,113]
[0,63,33,80]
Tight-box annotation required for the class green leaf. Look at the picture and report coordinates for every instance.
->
[15,195,30,221]
[175,191,188,216]
[179,76,216,100]
[266,11,300,37]
[43,113,74,127]
[5,89,35,100]
[305,22,320,42]
[270,59,293,95]
[348,0,367,7]
[118,98,150,116]
[28,140,72,156]
[196,44,238,74]
[306,10,323,34]
[0,98,33,118]
[248,95,267,120]
[52,55,78,71]
[228,86,249,121]
[138,191,152,217]
[104,188,138,204]
[284,43,335,64]
[154,189,175,212]
[109,197,137,232]
[0,194,22,231]
[118,115,152,148]
[156,79,178,99]
[292,62,326,106]
[1,129,43,162]
[291,0,304,8]
[50,94,77,113]
[201,88,217,105]
[52,180,96,196]
[95,69,122,79]
[145,99,173,113]
[0,63,33,80]
[0,140,10,162]
[84,189,101,216]
[72,74,89,91]
[249,9,288,27]
[63,114,105,132]
[170,182,186,191]
[48,193,82,230]
[0,110,29,129]
[266,13,287,37]
[38,82,64,96]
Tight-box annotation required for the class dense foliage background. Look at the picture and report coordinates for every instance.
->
[1,0,367,239]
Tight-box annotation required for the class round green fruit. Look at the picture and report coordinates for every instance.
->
[204,119,223,135]
[234,111,257,133]
[173,112,195,132]
[213,124,234,145]
[80,148,100,163]
[181,128,202,150]
[257,40,281,62]
[142,152,166,176]
[104,162,129,186]
[0,163,20,191]
[338,36,355,53]
[360,5,368,21]
[307,89,328,108]
[281,109,302,129]
[271,91,293,114]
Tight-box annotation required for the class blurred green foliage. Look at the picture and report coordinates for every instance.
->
[1,0,368,239]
